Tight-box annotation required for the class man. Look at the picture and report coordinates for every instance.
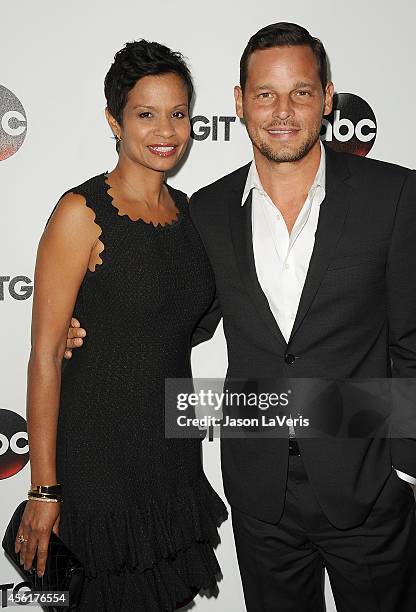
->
[66,23,416,611]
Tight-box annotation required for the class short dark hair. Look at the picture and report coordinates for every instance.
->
[104,39,193,132]
[240,22,329,92]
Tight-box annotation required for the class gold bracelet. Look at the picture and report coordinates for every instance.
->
[28,490,61,497]
[28,493,61,503]
[29,484,62,495]
[30,483,60,487]
[28,491,62,501]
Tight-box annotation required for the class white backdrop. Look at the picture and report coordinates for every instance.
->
[1,0,415,610]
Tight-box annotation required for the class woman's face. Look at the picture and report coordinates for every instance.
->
[107,72,191,172]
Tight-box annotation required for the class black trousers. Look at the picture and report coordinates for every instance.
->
[231,453,416,612]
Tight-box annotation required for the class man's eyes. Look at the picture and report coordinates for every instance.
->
[256,91,312,100]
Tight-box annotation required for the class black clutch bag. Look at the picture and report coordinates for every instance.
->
[2,500,85,611]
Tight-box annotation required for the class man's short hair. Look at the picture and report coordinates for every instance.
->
[240,22,329,92]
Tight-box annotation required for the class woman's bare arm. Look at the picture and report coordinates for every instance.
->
[17,192,101,576]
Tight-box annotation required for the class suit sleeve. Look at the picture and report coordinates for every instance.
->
[188,192,223,347]
[191,293,222,347]
[387,169,416,477]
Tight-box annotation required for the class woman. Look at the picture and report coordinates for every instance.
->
[15,40,227,611]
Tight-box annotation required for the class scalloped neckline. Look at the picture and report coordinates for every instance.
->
[102,172,183,230]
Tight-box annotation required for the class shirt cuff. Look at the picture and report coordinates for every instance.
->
[393,467,416,485]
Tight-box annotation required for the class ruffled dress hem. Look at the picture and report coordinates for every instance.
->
[59,475,228,611]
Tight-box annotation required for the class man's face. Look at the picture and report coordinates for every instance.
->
[235,45,333,163]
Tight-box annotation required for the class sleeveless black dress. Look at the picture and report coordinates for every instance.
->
[52,173,227,611]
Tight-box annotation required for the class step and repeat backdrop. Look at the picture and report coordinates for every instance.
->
[1,0,415,610]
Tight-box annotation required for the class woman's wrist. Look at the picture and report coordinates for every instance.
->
[28,483,63,502]
[30,482,59,486]
[27,493,62,502]
[29,483,62,493]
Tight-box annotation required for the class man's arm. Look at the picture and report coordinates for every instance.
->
[65,299,222,353]
[188,191,223,346]
[387,169,416,480]
[191,294,222,347]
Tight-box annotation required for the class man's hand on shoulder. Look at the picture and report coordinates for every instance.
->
[64,317,86,359]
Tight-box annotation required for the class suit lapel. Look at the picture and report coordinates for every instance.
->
[227,148,353,348]
[288,146,353,342]
[228,171,288,348]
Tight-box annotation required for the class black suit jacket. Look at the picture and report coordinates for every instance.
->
[188,145,416,528]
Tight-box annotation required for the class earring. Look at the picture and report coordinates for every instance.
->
[114,133,122,142]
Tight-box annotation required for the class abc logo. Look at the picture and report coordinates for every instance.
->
[321,93,377,156]
[0,85,27,161]
[0,409,29,479]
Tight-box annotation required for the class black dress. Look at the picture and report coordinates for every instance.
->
[52,173,228,611]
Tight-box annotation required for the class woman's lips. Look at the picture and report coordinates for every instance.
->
[147,144,178,157]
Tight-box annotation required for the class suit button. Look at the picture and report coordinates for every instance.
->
[284,353,296,365]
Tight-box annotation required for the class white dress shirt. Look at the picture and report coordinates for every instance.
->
[242,141,416,486]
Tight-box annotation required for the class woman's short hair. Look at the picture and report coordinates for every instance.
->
[104,39,193,131]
